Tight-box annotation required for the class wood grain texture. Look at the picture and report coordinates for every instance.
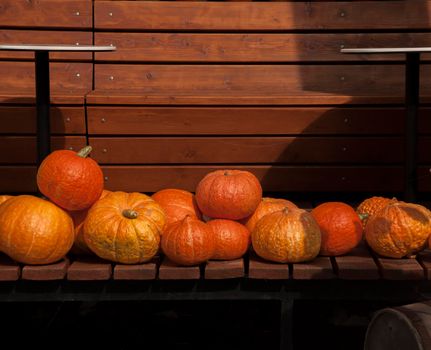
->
[95,32,431,62]
[0,92,86,105]
[22,259,69,280]
[94,1,431,31]
[0,254,20,281]
[67,257,112,281]
[113,261,157,280]
[0,0,92,29]
[248,253,289,279]
[89,136,405,165]
[158,258,201,280]
[0,166,36,192]
[377,257,425,280]
[0,106,86,134]
[0,136,87,164]
[205,259,244,279]
[292,257,335,280]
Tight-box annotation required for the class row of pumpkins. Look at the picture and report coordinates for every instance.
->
[0,146,430,266]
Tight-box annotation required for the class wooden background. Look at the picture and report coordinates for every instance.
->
[0,0,430,200]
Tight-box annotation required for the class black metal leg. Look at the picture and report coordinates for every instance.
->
[280,299,293,350]
[405,52,420,202]
[35,51,51,165]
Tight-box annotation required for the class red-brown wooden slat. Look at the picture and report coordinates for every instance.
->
[22,259,69,281]
[333,243,380,280]
[205,259,244,279]
[0,30,92,61]
[0,0,92,29]
[0,92,86,105]
[292,257,335,280]
[67,257,112,281]
[89,137,403,165]
[113,260,158,280]
[0,107,86,135]
[94,1,431,31]
[376,257,425,280]
[0,254,20,281]
[0,136,87,164]
[158,257,201,280]
[416,250,431,280]
[95,32,431,62]
[248,253,289,280]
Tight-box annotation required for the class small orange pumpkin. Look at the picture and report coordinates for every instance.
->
[161,216,215,266]
[37,146,104,211]
[195,170,262,220]
[252,207,321,263]
[311,202,363,256]
[365,202,431,258]
[0,195,74,264]
[241,197,298,232]
[83,192,165,264]
[152,188,202,226]
[207,219,250,260]
[0,195,13,206]
[356,196,397,227]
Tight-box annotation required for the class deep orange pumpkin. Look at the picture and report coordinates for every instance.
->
[0,195,74,264]
[311,202,363,256]
[241,197,298,232]
[83,191,165,264]
[356,196,397,227]
[207,219,250,260]
[37,146,104,211]
[366,202,431,258]
[161,216,215,266]
[252,207,321,263]
[0,195,13,206]
[195,170,262,220]
[152,188,202,226]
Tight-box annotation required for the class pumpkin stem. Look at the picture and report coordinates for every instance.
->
[282,207,290,214]
[358,213,369,221]
[76,146,92,158]
[122,209,138,219]
[223,171,230,176]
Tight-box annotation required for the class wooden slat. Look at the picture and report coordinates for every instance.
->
[67,257,112,281]
[0,136,87,164]
[158,257,201,280]
[101,165,403,193]
[377,257,425,280]
[291,257,335,280]
[205,259,244,279]
[0,30,92,60]
[113,261,157,280]
[87,107,411,136]
[418,167,431,192]
[248,253,289,280]
[0,166,37,192]
[21,259,69,281]
[417,250,431,280]
[89,136,403,165]
[333,243,380,280]
[94,1,431,31]
[95,32,431,62]
[0,106,86,134]
[0,0,92,29]
[0,254,20,281]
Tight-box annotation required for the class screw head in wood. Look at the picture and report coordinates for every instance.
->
[102,148,107,153]
[75,11,80,16]
[66,117,71,122]
[109,12,113,16]
[104,176,109,181]
[344,118,349,123]
[109,76,114,80]
[101,118,106,123]
[76,73,80,77]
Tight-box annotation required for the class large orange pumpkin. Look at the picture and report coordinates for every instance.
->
[311,202,363,256]
[37,146,104,211]
[365,202,431,258]
[207,219,250,260]
[241,198,298,232]
[0,195,13,206]
[195,170,262,220]
[152,188,202,226]
[252,207,321,263]
[0,195,74,264]
[161,216,215,266]
[83,192,165,264]
[356,196,397,227]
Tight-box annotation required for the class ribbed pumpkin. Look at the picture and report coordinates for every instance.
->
[311,202,363,256]
[195,170,262,220]
[0,195,13,206]
[357,196,397,227]
[152,188,202,227]
[37,146,104,211]
[207,219,250,260]
[161,215,215,266]
[241,197,298,232]
[83,192,165,264]
[0,195,74,264]
[365,202,431,258]
[252,207,321,263]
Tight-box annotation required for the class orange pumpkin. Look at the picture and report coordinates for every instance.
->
[83,192,165,264]
[241,198,298,232]
[0,195,74,264]
[0,195,13,206]
[252,207,321,263]
[311,202,363,256]
[37,146,104,211]
[365,202,431,258]
[207,219,250,260]
[195,170,262,220]
[152,188,202,226]
[356,196,397,227]
[161,216,215,266]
